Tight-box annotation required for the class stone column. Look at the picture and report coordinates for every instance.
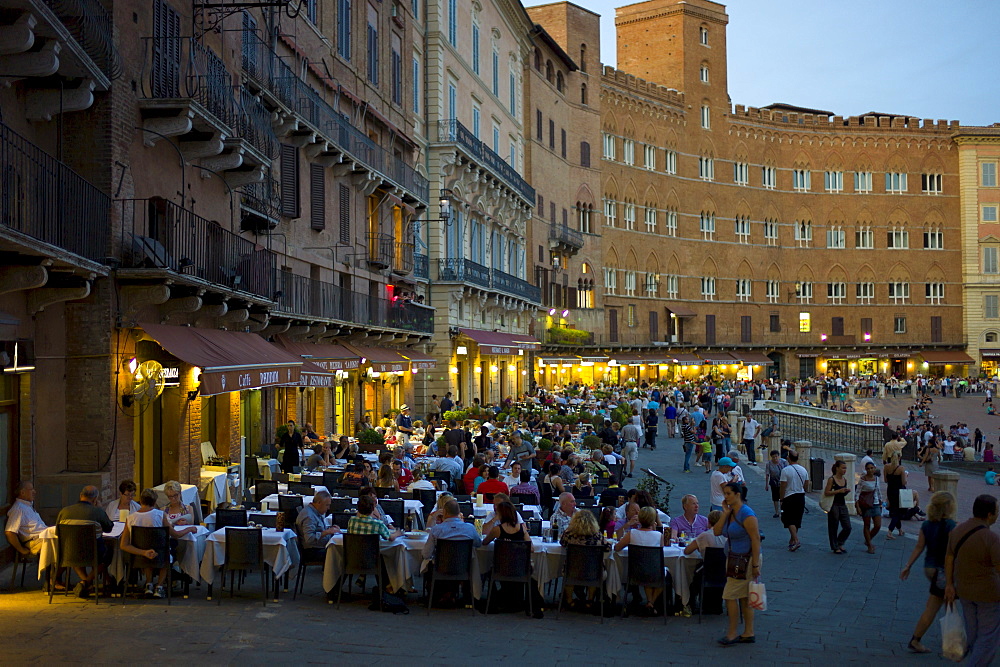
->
[835,452,857,514]
[780,386,788,403]
[793,440,812,489]
[794,385,802,404]
[848,384,856,401]
[932,471,960,504]
[879,384,886,399]
[911,382,918,399]
[735,414,746,454]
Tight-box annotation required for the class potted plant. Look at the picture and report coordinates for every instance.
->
[357,428,385,453]
[582,434,603,451]
[636,474,675,516]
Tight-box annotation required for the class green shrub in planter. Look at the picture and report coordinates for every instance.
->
[537,438,554,452]
[443,409,468,423]
[582,434,603,451]
[357,428,385,452]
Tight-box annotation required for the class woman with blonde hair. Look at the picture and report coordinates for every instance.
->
[614,506,666,615]
[161,480,194,526]
[425,492,454,526]
[559,509,610,611]
[376,462,399,491]
[899,491,957,654]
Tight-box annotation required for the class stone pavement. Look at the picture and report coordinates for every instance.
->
[2,423,987,665]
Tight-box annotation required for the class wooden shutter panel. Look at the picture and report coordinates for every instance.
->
[310,164,325,230]
[280,143,300,218]
[649,311,658,341]
[339,184,350,243]
[832,317,844,337]
[705,314,716,345]
[567,286,577,309]
[609,308,618,343]
[741,315,751,343]
[931,316,943,343]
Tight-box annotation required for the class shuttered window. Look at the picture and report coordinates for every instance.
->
[608,308,618,343]
[339,184,350,243]
[649,311,658,341]
[705,314,716,345]
[832,316,844,337]
[151,0,180,98]
[580,142,590,168]
[310,164,325,230]
[280,144,300,217]
[930,316,943,343]
[740,315,751,343]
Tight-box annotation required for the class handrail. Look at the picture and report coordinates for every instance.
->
[44,0,122,80]
[436,119,535,204]
[436,258,540,303]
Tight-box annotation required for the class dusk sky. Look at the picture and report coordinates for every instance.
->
[524,0,999,127]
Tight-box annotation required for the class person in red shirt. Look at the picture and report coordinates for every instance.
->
[463,454,485,495]
[475,466,509,496]
[392,459,413,488]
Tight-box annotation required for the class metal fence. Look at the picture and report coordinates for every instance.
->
[0,121,110,262]
[116,198,276,298]
[436,119,535,203]
[44,0,122,80]
[749,405,884,456]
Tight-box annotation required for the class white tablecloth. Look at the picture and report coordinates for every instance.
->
[199,527,300,585]
[36,522,126,581]
[175,525,210,583]
[200,471,230,508]
[613,545,702,605]
[259,494,422,523]
[152,483,204,524]
[471,504,542,519]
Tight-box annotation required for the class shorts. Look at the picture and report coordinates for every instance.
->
[702,452,712,463]
[622,442,639,461]
[781,493,805,528]
[925,567,945,598]
[861,507,881,519]
[770,483,780,503]
[723,576,751,600]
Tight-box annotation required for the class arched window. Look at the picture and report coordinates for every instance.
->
[987,332,999,343]
[534,48,541,71]
[581,82,587,105]
[545,60,554,83]
[579,44,587,72]
[556,71,564,93]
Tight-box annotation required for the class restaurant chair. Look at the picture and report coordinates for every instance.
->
[374,488,402,499]
[428,471,451,489]
[254,513,278,528]
[457,501,474,518]
[698,547,728,623]
[486,539,533,616]
[123,525,172,605]
[338,533,383,609]
[322,471,341,490]
[300,474,323,486]
[215,508,249,530]
[287,482,314,496]
[244,455,260,483]
[482,493,496,504]
[254,480,279,504]
[607,464,623,481]
[50,521,102,605]
[585,507,603,524]
[220,527,267,606]
[426,538,475,616]
[576,497,598,507]
[273,472,290,483]
[525,519,543,537]
[557,544,607,623]
[277,495,304,527]
[513,493,537,507]
[620,545,670,624]
[330,513,352,530]
[329,497,354,512]
[241,490,260,511]
[412,489,438,521]
[379,499,405,527]
[453,494,472,503]
[291,524,327,600]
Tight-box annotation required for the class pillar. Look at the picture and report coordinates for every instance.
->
[848,385,856,401]
[793,440,812,487]
[780,386,788,403]
[835,452,857,514]
[932,471,960,503]
[879,384,886,399]
[794,385,802,404]
[911,382,918,399]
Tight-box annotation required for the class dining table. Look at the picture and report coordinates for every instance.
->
[199,526,301,601]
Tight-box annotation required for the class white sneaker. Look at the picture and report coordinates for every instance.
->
[144,583,154,597]
[154,585,165,599]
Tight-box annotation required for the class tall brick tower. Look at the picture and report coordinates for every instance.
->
[615,0,729,108]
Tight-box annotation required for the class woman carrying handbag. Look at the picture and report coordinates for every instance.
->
[856,461,883,553]
[714,481,762,646]
[823,460,852,554]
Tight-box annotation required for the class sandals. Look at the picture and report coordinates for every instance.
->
[789,542,801,552]
[908,638,931,654]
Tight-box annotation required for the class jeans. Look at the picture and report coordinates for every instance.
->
[683,442,694,471]
[888,508,903,533]
[827,504,852,550]
[962,599,1000,666]
[743,440,757,464]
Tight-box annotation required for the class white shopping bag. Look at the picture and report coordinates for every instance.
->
[899,489,916,509]
[940,603,966,662]
[748,579,767,612]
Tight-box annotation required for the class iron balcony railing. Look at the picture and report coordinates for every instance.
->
[414,253,429,279]
[549,223,585,249]
[43,0,122,80]
[239,173,280,230]
[274,271,433,334]
[436,119,536,204]
[0,120,110,262]
[241,31,428,203]
[140,36,236,130]
[366,232,394,268]
[436,258,540,303]
[237,87,279,160]
[116,198,276,299]
[393,241,415,275]
[750,406,884,456]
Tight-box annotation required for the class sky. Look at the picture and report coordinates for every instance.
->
[523,0,999,126]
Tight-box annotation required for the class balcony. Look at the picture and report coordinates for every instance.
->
[274,271,434,334]
[491,269,542,303]
[116,197,276,300]
[240,32,428,204]
[0,120,110,263]
[240,173,280,231]
[414,253,429,280]
[549,223,585,254]
[436,120,535,205]
[366,233,394,268]
[392,241,414,275]
[438,258,490,289]
[42,0,120,81]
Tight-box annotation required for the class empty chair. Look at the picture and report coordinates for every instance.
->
[254,513,278,528]
[329,497,354,512]
[124,525,172,605]
[576,497,598,507]
[220,527,268,606]
[525,520,543,537]
[379,499,405,527]
[50,522,102,605]
[486,540,534,616]
[287,482,314,496]
[453,495,472,503]
[426,539,475,615]
[412,489,438,521]
[322,471,341,490]
[698,547,728,623]
[620,545,670,624]
[512,493,537,507]
[457,501,474,518]
[557,544,607,623]
[215,508,248,530]
[277,495,304,528]
[273,472,290,483]
[300,474,323,485]
[374,488,402,499]
[330,513,352,530]
[428,470,451,488]
[337,533,383,608]
[254,480,279,504]
[244,455,260,483]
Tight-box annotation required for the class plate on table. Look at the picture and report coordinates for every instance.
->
[403,531,427,539]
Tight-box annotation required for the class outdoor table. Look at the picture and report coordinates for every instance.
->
[36,522,126,582]
[174,525,210,589]
[199,470,230,509]
[322,533,419,596]
[200,526,300,600]
[612,544,702,605]
[259,494,424,528]
[204,510,280,530]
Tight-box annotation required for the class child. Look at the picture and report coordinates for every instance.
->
[986,465,997,486]
[701,440,714,473]
[988,404,996,416]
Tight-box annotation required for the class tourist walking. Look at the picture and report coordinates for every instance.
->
[620,420,640,478]
[900,491,957,654]
[885,453,908,539]
[714,481,761,646]
[856,461,883,553]
[764,450,787,519]
[779,451,809,551]
[680,415,696,473]
[824,460,852,553]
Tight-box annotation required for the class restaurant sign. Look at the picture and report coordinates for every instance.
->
[201,365,301,395]
[482,345,515,355]
[309,358,361,371]
[300,372,335,387]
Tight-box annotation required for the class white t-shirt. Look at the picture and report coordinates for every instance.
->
[859,455,875,470]
[943,440,956,455]
[407,479,436,491]
[780,464,809,496]
[126,508,165,529]
[694,531,728,552]
[742,419,760,442]
[709,470,728,507]
[627,529,663,547]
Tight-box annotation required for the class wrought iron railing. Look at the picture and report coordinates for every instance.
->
[393,241,414,275]
[44,0,122,80]
[140,36,236,130]
[366,233,394,267]
[237,87,279,160]
[241,32,428,203]
[239,173,280,230]
[116,198,276,298]
[414,253,429,279]
[436,119,535,204]
[491,269,541,302]
[549,223,585,249]
[0,121,110,261]
[438,258,490,289]
[274,271,434,333]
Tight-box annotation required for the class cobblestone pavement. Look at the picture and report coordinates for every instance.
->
[3,416,988,665]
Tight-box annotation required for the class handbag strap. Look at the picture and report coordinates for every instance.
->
[953,524,987,561]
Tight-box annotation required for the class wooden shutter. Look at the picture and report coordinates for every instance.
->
[536,109,542,140]
[705,314,716,345]
[832,316,844,336]
[567,286,577,309]
[769,313,780,333]
[548,119,554,148]
[561,129,566,158]
[338,184,350,243]
[860,317,872,336]
[280,144,300,217]
[931,316,943,343]
[741,315,751,343]
[649,311,658,342]
[609,308,618,343]
[151,0,180,98]
[580,142,590,168]
[309,164,325,230]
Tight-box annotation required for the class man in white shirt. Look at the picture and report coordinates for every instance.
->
[741,416,761,465]
[859,449,876,472]
[779,452,810,552]
[4,481,48,556]
[710,458,736,511]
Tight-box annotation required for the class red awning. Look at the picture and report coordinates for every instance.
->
[459,328,540,354]
[273,335,362,371]
[668,353,702,366]
[139,323,302,396]
[739,352,775,365]
[399,348,437,369]
[343,343,410,373]
[919,350,976,365]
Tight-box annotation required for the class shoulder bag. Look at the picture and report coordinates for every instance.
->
[724,510,753,579]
